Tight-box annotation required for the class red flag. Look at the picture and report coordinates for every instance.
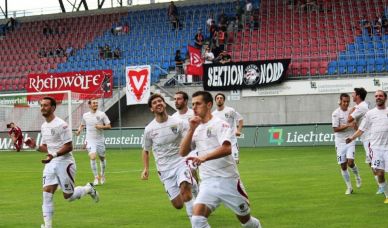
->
[187,46,203,76]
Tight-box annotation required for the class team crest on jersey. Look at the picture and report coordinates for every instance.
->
[51,129,55,135]
[170,125,178,134]
[207,127,212,137]
[239,203,248,213]
[224,111,233,119]
[96,116,101,121]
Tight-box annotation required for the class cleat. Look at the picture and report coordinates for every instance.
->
[345,188,353,195]
[41,225,45,228]
[376,187,385,194]
[356,177,362,188]
[100,175,105,185]
[93,176,99,185]
[384,198,388,204]
[87,183,99,203]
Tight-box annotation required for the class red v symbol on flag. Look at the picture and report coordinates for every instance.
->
[127,69,149,101]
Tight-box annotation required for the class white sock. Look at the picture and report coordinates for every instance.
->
[100,159,106,177]
[350,165,360,177]
[378,181,388,198]
[42,192,54,228]
[341,169,352,189]
[68,186,90,202]
[241,216,261,228]
[185,198,194,217]
[191,215,211,228]
[90,159,98,177]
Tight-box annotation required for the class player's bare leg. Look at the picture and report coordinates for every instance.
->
[375,169,388,203]
[340,162,353,194]
[191,204,212,228]
[99,155,106,184]
[180,181,195,217]
[347,159,361,188]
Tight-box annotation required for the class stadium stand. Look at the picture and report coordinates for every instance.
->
[0,0,387,91]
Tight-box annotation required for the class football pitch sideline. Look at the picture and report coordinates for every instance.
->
[0,146,387,228]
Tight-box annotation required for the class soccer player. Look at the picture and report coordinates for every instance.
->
[180,91,261,228]
[25,97,99,228]
[212,92,243,164]
[332,93,361,194]
[7,122,23,152]
[347,87,381,193]
[346,90,388,203]
[141,93,197,221]
[76,98,111,185]
[172,91,194,121]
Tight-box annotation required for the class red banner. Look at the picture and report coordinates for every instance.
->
[27,70,113,100]
[187,46,203,76]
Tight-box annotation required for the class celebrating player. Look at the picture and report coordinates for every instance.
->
[25,97,99,228]
[7,122,23,152]
[76,98,111,185]
[212,92,243,164]
[332,93,361,194]
[180,91,261,228]
[346,90,388,203]
[172,91,195,121]
[141,93,197,221]
[347,87,381,193]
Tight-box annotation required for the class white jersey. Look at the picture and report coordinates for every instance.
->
[192,116,239,180]
[41,116,74,162]
[350,101,370,141]
[81,110,111,143]
[143,116,188,172]
[212,106,241,144]
[172,108,194,122]
[332,107,355,145]
[359,107,388,150]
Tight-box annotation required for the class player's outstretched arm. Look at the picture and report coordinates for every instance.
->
[141,150,150,180]
[346,129,364,144]
[236,119,243,136]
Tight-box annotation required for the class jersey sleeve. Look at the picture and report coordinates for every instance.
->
[331,111,339,127]
[180,119,189,137]
[41,126,47,145]
[60,123,72,144]
[216,121,233,146]
[81,114,86,125]
[358,112,370,132]
[142,128,152,151]
[236,111,243,121]
[350,106,365,120]
[102,113,111,125]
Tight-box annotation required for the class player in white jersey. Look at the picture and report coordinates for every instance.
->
[332,93,361,194]
[348,87,382,194]
[180,91,261,228]
[25,97,99,228]
[346,90,388,203]
[76,98,111,185]
[172,91,200,186]
[141,93,197,221]
[212,93,243,164]
[172,91,195,121]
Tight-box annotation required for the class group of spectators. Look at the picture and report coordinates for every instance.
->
[98,44,121,60]
[43,22,67,37]
[167,1,182,30]
[361,13,388,37]
[38,43,74,58]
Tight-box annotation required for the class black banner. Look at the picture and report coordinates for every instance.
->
[203,59,291,91]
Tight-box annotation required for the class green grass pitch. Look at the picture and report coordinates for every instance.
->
[1,146,388,227]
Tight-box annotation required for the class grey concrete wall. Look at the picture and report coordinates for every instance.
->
[108,86,377,127]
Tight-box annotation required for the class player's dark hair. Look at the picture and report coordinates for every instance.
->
[42,96,57,109]
[175,91,189,101]
[148,93,165,108]
[214,92,225,100]
[88,98,97,105]
[354,88,367,101]
[192,91,213,105]
[339,93,350,101]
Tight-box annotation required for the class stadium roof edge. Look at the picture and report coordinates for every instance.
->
[0,0,234,24]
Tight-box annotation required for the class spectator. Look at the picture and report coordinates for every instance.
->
[38,47,47,58]
[235,0,244,22]
[218,12,227,31]
[65,43,74,57]
[168,1,181,30]
[194,28,204,49]
[244,0,253,18]
[215,50,231,64]
[217,28,226,51]
[43,22,53,37]
[175,50,184,74]
[374,15,383,36]
[98,47,104,59]
[56,44,65,57]
[104,44,112,59]
[382,15,388,34]
[203,46,214,64]
[113,48,121,59]
[6,17,16,32]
